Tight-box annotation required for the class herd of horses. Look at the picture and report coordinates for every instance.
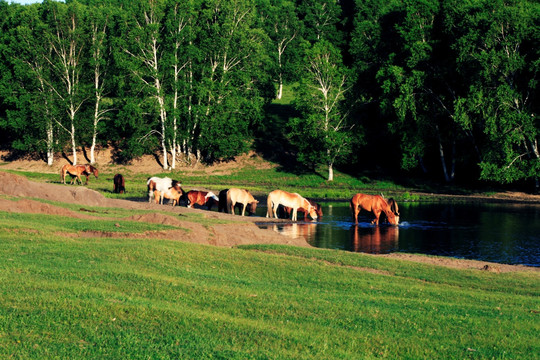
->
[59,165,400,225]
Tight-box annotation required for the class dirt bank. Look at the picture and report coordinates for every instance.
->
[0,171,308,248]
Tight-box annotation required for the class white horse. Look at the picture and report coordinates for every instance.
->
[147,177,181,204]
[266,189,318,221]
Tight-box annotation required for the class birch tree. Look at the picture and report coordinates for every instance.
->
[192,0,269,161]
[257,0,300,99]
[123,0,170,169]
[5,3,59,166]
[87,6,114,165]
[290,40,353,181]
[44,1,87,165]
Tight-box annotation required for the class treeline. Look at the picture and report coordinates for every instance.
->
[0,0,538,186]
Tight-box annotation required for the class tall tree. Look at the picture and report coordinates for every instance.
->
[4,2,61,166]
[257,0,301,99]
[86,4,114,164]
[290,40,354,181]
[445,0,539,186]
[44,0,87,165]
[122,0,170,169]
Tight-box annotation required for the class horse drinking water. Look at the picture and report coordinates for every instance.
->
[350,193,398,225]
[266,190,318,221]
[279,199,323,221]
[61,164,98,185]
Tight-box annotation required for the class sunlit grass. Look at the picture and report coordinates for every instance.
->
[0,229,537,359]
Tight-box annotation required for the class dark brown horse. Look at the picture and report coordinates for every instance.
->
[350,193,398,225]
[279,199,323,221]
[61,164,98,185]
[186,190,219,210]
[113,174,125,194]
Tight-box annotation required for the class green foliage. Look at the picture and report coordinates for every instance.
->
[0,0,538,187]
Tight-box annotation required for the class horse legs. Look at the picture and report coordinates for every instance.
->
[241,203,246,216]
[372,210,381,225]
[292,208,298,221]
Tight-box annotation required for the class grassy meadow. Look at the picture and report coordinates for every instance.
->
[0,165,538,358]
[0,200,538,359]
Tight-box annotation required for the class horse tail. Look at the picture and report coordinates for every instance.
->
[226,190,233,214]
[266,193,273,218]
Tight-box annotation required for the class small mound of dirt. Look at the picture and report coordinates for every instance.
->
[0,171,111,207]
[0,198,92,219]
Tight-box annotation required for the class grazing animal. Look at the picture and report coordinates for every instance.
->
[113,174,125,194]
[350,193,398,225]
[227,188,258,216]
[280,199,323,221]
[266,189,318,221]
[186,190,219,210]
[61,164,98,185]
[147,177,181,204]
[156,187,185,206]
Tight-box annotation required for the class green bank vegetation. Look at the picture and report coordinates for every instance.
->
[0,210,538,359]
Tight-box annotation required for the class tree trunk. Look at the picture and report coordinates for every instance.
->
[328,162,334,181]
[47,120,54,166]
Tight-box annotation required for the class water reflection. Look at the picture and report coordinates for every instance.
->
[256,201,540,266]
[269,222,318,239]
[351,225,399,254]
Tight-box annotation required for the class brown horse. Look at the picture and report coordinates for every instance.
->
[267,190,318,221]
[227,188,258,216]
[113,174,125,194]
[280,199,322,221]
[350,193,398,225]
[186,190,219,210]
[61,164,98,185]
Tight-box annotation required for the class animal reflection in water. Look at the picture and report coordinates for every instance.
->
[350,193,398,225]
[271,223,317,239]
[351,225,399,254]
[61,164,99,185]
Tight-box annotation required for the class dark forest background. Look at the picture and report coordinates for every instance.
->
[0,0,538,188]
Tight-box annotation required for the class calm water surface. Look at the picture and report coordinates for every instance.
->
[256,202,540,267]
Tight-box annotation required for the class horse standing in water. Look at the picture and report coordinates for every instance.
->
[113,174,125,194]
[61,164,98,185]
[350,193,398,225]
[227,188,258,216]
[267,190,318,221]
[280,199,323,221]
[186,190,219,210]
[147,177,182,204]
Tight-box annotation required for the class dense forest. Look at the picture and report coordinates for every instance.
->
[0,0,538,188]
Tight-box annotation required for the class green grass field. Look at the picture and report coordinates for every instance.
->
[0,203,538,359]
[0,167,538,359]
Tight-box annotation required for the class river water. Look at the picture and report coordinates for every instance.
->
[256,202,540,267]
